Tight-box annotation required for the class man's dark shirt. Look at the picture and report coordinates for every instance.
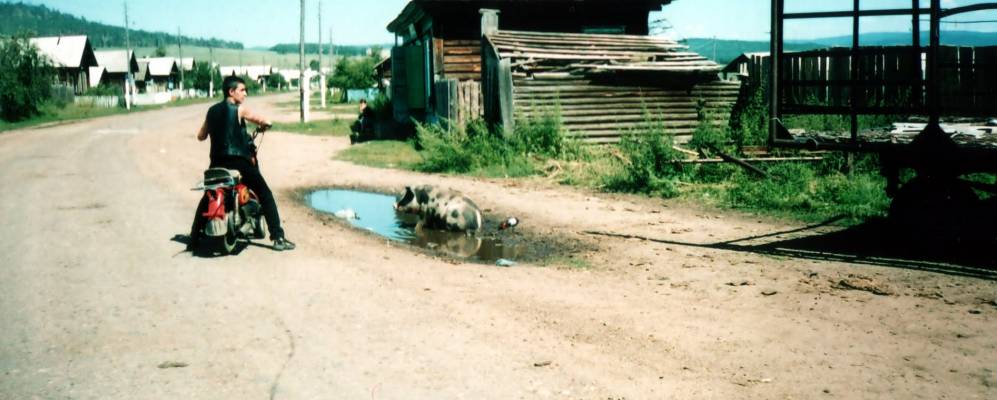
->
[206,100,254,161]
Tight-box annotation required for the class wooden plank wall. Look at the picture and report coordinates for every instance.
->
[434,79,484,126]
[742,45,997,116]
[442,39,481,81]
[513,74,741,144]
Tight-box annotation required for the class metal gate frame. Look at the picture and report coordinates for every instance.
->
[769,0,997,154]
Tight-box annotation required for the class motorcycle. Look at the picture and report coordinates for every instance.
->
[191,126,268,254]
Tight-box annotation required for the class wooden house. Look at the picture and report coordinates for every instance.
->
[722,52,769,81]
[135,60,150,93]
[29,35,98,94]
[94,50,139,90]
[139,57,179,93]
[385,0,674,124]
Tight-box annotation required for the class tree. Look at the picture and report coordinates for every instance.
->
[0,34,54,122]
[185,62,221,93]
[327,56,377,91]
[266,73,287,90]
[309,59,320,71]
[154,45,167,57]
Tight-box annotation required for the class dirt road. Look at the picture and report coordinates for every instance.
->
[1,92,994,399]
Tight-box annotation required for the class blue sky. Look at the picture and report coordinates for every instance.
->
[24,0,997,46]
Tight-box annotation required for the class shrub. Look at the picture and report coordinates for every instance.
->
[603,119,685,198]
[83,84,121,96]
[415,119,534,177]
[0,34,54,122]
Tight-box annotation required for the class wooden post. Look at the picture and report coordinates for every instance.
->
[299,0,308,123]
[498,58,514,138]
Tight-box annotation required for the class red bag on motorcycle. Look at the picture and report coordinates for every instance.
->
[202,188,226,219]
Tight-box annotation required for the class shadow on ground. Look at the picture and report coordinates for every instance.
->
[586,217,997,280]
[170,234,261,258]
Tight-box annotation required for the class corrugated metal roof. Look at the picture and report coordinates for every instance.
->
[94,50,137,74]
[29,35,96,68]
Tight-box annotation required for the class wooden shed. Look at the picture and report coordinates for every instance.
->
[385,0,673,124]
[481,29,741,143]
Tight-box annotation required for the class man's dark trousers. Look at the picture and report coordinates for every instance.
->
[190,156,284,240]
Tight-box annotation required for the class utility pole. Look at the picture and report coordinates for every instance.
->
[209,46,214,96]
[299,0,309,123]
[177,26,184,94]
[318,0,326,108]
[123,1,132,109]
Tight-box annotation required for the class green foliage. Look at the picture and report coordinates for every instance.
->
[413,113,577,177]
[0,3,243,49]
[513,109,578,159]
[603,120,685,198]
[184,62,221,92]
[723,162,889,222]
[328,56,377,90]
[266,73,287,90]
[368,93,392,121]
[83,84,121,96]
[309,59,320,72]
[0,34,54,122]
[237,75,260,94]
[153,45,167,57]
[729,83,769,148]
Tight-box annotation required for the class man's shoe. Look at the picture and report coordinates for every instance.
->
[272,237,296,251]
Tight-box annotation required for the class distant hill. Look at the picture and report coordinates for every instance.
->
[686,30,997,65]
[684,38,823,65]
[268,43,391,57]
[800,31,997,47]
[0,2,243,49]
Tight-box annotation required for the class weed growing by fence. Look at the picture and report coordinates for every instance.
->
[414,111,580,177]
[602,118,685,198]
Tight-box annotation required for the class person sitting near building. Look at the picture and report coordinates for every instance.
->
[349,98,375,144]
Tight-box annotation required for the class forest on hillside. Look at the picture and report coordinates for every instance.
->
[0,2,243,49]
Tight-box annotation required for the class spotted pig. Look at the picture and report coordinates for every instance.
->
[394,185,483,233]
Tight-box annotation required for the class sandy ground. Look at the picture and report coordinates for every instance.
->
[0,92,994,400]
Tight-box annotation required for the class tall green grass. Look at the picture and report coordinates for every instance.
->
[414,111,580,177]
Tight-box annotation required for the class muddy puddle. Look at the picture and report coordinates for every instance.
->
[306,189,581,264]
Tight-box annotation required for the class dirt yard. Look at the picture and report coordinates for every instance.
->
[0,92,993,399]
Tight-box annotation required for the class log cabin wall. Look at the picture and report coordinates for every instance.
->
[484,30,741,144]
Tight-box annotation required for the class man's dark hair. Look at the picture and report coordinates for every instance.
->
[223,76,246,98]
[359,98,367,104]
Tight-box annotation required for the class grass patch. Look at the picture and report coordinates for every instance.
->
[273,118,350,136]
[0,97,215,132]
[335,140,423,169]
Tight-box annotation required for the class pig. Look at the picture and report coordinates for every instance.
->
[394,185,483,234]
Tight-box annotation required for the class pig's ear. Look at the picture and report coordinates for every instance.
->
[404,186,412,194]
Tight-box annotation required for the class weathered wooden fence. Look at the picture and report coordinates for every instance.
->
[74,96,120,108]
[434,79,483,126]
[741,45,997,117]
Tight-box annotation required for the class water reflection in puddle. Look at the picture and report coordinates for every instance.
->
[307,189,527,262]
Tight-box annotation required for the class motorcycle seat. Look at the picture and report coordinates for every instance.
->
[203,168,241,186]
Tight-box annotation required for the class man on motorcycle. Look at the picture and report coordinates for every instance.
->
[187,76,296,251]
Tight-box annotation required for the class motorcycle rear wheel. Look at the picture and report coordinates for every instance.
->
[218,213,239,254]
